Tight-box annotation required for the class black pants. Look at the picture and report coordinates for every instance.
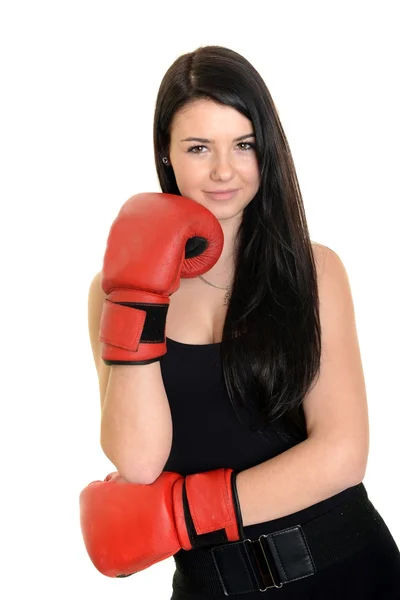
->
[170,518,400,599]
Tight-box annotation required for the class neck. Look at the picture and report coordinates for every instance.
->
[205,212,240,280]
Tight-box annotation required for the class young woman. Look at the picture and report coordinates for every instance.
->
[81,45,400,598]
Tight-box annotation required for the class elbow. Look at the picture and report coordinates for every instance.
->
[119,452,168,484]
[117,465,161,485]
[346,458,368,486]
[341,462,365,487]
[100,438,165,485]
[311,435,368,489]
[345,436,369,486]
[336,443,369,488]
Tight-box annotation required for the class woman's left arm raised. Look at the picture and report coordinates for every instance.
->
[236,244,370,526]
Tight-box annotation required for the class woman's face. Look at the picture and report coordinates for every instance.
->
[168,99,260,221]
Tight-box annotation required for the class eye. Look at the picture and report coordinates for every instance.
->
[237,142,255,151]
[187,145,207,154]
[187,142,255,154]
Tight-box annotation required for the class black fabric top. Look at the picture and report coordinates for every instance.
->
[160,336,361,539]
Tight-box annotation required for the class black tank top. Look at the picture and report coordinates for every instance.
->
[160,336,362,538]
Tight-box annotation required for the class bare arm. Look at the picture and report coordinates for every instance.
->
[88,271,172,484]
[236,436,363,526]
[101,362,173,484]
[237,245,369,525]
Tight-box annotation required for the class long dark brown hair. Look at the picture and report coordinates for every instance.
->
[153,45,321,444]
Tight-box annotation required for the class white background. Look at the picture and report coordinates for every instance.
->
[1,1,399,598]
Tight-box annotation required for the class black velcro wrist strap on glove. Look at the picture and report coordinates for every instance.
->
[182,471,244,550]
[115,301,169,343]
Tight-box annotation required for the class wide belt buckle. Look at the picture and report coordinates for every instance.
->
[210,534,284,596]
[245,535,284,591]
[211,525,315,595]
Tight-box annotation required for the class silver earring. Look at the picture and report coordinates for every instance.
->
[162,157,169,165]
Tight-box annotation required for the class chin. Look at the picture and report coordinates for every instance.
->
[210,205,247,222]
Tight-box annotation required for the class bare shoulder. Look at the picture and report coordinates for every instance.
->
[311,241,329,280]
[311,241,353,290]
[88,270,104,296]
[310,241,356,326]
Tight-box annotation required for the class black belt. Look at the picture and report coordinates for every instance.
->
[173,483,386,596]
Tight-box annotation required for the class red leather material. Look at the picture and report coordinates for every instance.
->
[101,192,224,292]
[79,471,183,578]
[99,290,170,363]
[99,299,146,352]
[99,192,224,363]
[184,468,241,545]
[79,468,242,577]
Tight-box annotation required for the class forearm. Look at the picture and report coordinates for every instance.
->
[235,436,363,527]
[101,362,173,483]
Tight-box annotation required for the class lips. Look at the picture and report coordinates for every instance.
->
[204,189,239,200]
[206,189,238,193]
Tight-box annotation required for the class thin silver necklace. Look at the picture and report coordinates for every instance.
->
[198,274,232,305]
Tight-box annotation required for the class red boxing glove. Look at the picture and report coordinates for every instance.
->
[79,468,244,578]
[99,192,224,365]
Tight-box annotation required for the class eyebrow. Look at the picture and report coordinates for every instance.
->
[180,133,255,143]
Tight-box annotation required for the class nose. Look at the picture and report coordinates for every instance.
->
[210,153,235,182]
